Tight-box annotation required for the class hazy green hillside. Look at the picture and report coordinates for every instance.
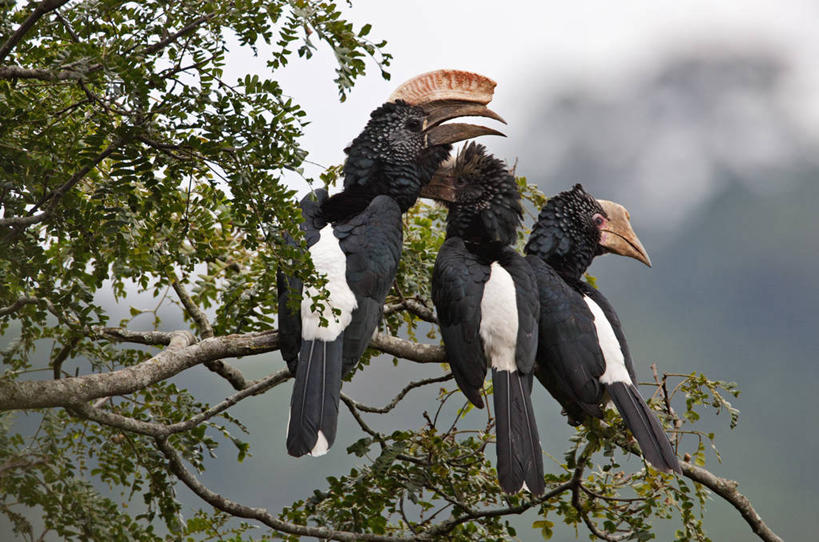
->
[593,176,819,541]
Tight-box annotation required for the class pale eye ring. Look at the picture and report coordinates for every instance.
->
[593,214,605,227]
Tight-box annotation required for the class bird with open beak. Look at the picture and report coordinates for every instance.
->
[524,184,680,474]
[277,70,506,458]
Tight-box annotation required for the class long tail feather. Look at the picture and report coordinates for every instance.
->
[607,382,681,474]
[492,369,546,495]
[287,338,343,457]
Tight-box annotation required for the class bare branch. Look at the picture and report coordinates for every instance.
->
[614,436,783,542]
[171,279,214,339]
[340,393,384,443]
[0,330,286,410]
[170,279,252,389]
[348,373,453,414]
[154,437,419,542]
[370,332,445,363]
[71,369,290,437]
[0,0,70,63]
[0,296,42,316]
[681,462,783,542]
[0,66,86,81]
[422,482,574,539]
[93,326,179,346]
[142,14,216,55]
[384,298,436,323]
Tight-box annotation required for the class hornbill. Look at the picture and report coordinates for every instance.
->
[277,70,505,457]
[524,184,681,474]
[423,143,545,495]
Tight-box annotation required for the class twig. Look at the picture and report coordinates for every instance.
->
[350,373,453,414]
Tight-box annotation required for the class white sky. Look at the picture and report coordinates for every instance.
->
[226,0,819,194]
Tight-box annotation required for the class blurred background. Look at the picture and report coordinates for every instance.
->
[7,0,819,540]
[241,1,819,540]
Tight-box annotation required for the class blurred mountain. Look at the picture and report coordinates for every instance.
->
[591,176,819,541]
[517,51,818,238]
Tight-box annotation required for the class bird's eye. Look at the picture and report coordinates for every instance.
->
[592,214,605,227]
[405,118,422,132]
[455,178,467,188]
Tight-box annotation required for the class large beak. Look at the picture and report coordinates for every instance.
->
[419,164,457,202]
[597,200,652,267]
[423,99,505,147]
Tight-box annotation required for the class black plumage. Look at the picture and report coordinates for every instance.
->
[525,184,681,474]
[429,143,545,494]
[278,95,502,458]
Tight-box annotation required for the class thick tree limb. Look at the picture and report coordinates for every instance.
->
[0,65,86,81]
[0,0,71,63]
[371,332,445,363]
[154,437,419,542]
[170,279,250,389]
[0,330,284,410]
[0,327,450,410]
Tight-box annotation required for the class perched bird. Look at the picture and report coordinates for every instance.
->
[524,184,681,474]
[424,143,545,495]
[277,70,505,458]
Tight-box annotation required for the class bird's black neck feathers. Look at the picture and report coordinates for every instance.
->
[525,184,605,282]
[324,100,451,220]
[445,143,522,256]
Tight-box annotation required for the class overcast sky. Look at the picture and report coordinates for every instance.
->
[222,0,819,197]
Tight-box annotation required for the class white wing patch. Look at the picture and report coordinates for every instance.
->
[310,430,329,457]
[301,225,358,341]
[583,296,631,385]
[480,262,519,373]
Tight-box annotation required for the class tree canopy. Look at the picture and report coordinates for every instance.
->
[0,2,782,541]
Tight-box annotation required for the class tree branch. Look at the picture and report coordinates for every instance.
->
[170,279,252,390]
[370,332,445,363]
[0,0,70,63]
[0,296,42,316]
[0,330,286,410]
[71,369,290,437]
[1,136,125,234]
[154,437,419,542]
[421,482,574,539]
[384,298,436,323]
[348,373,453,414]
[680,461,783,542]
[0,65,86,81]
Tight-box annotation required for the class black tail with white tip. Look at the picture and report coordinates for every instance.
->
[607,382,681,474]
[492,369,546,495]
[286,338,343,457]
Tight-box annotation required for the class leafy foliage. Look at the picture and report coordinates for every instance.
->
[0,2,770,542]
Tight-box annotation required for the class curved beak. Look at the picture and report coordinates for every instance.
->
[422,100,505,147]
[419,160,457,202]
[597,199,652,267]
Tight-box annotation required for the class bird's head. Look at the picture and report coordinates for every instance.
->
[525,184,650,280]
[420,142,522,246]
[343,70,505,212]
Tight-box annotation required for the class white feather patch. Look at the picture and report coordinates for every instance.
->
[480,262,519,372]
[301,226,358,341]
[583,296,631,385]
[309,430,329,457]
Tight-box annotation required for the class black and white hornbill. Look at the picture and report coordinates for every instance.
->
[277,70,505,458]
[524,184,681,474]
[423,143,545,495]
